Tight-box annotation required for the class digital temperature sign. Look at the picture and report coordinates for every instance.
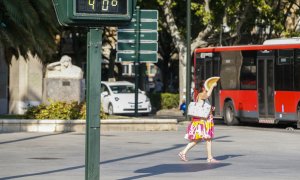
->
[76,0,127,15]
[52,0,133,26]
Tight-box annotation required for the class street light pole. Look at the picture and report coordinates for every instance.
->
[219,24,223,46]
[134,6,140,117]
[185,0,191,119]
[86,28,101,180]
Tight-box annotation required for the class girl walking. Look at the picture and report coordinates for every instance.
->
[178,78,219,163]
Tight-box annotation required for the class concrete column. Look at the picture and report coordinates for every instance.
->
[0,44,8,114]
[9,53,43,114]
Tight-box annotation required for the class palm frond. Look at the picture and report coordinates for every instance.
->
[0,0,59,63]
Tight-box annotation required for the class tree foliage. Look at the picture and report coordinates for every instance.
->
[142,0,300,50]
[1,0,300,94]
[139,0,300,101]
[0,0,59,63]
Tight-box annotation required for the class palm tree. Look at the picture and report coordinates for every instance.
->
[0,0,59,63]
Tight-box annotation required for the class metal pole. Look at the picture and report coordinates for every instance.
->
[219,24,222,46]
[185,0,191,119]
[86,28,102,180]
[134,6,140,116]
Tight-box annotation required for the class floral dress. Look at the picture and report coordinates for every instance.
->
[185,99,215,140]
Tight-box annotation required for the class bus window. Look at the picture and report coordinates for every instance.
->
[204,57,213,78]
[194,53,215,85]
[295,52,300,91]
[240,51,257,90]
[194,52,221,97]
[220,51,243,90]
[213,54,221,77]
[275,50,294,91]
[195,53,205,88]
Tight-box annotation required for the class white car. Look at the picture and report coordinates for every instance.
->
[100,81,152,115]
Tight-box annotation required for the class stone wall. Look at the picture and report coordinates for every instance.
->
[9,53,43,114]
[43,78,85,104]
[0,44,8,114]
[0,119,178,133]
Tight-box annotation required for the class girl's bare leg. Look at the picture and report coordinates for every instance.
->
[182,141,198,154]
[206,139,213,159]
[178,140,198,161]
[206,139,219,163]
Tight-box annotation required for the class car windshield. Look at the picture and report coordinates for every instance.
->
[110,85,135,94]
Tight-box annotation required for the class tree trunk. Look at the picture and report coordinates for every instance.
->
[163,0,187,104]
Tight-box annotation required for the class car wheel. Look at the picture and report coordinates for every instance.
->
[224,101,239,125]
[108,103,114,115]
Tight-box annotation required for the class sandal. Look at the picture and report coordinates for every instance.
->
[178,152,188,162]
[207,158,220,163]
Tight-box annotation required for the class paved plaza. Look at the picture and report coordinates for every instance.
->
[0,123,300,180]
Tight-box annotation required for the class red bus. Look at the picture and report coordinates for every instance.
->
[193,39,300,127]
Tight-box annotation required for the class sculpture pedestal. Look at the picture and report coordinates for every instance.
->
[43,78,85,104]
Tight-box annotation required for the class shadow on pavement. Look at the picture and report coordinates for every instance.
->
[118,163,231,180]
[0,132,66,145]
[100,144,186,165]
[194,154,244,161]
[0,144,187,180]
[0,165,85,180]
[0,134,233,179]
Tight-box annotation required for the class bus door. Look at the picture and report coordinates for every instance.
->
[257,51,275,121]
[195,52,221,115]
[203,53,221,115]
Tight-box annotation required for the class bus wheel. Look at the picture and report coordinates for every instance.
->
[224,101,239,125]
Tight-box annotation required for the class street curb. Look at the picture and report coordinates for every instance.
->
[156,109,183,116]
[0,118,178,133]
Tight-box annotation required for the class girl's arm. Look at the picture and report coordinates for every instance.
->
[206,82,217,97]
[201,83,217,99]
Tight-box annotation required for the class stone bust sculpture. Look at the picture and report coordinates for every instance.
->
[45,55,83,79]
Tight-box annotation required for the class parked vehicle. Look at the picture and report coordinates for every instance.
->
[100,81,152,115]
[193,38,300,127]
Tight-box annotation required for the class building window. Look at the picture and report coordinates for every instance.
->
[148,64,156,76]
[122,63,135,76]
